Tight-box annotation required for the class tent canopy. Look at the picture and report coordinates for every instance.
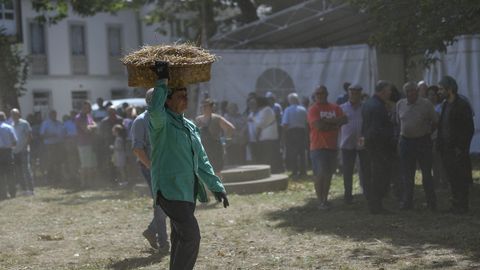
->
[210,0,374,49]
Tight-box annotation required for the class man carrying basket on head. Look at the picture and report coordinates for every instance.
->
[147,60,229,270]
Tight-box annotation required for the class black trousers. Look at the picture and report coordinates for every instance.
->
[285,128,307,176]
[341,149,369,200]
[0,148,15,200]
[364,143,392,212]
[156,192,200,270]
[441,145,471,211]
[399,136,436,208]
[257,139,284,173]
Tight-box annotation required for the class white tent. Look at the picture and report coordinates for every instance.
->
[424,34,480,153]
[204,44,377,111]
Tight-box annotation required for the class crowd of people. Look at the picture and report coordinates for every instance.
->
[193,75,475,215]
[0,75,474,213]
[0,98,142,199]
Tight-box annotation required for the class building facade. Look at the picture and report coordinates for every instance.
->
[1,1,189,118]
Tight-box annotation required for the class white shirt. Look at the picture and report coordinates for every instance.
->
[254,106,278,141]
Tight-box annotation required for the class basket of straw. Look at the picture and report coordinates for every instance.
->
[122,44,217,88]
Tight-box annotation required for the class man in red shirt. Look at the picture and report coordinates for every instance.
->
[308,85,347,209]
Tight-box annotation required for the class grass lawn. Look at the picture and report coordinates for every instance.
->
[1,172,479,270]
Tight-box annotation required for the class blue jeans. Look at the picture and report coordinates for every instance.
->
[14,151,34,192]
[399,135,436,208]
[341,149,368,201]
[140,163,168,244]
[310,149,337,177]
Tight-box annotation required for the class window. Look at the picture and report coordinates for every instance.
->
[0,0,16,36]
[107,25,123,75]
[71,91,89,111]
[29,21,48,75]
[70,24,86,56]
[0,1,14,21]
[29,22,45,54]
[70,23,88,74]
[255,68,295,103]
[111,88,128,99]
[33,91,51,119]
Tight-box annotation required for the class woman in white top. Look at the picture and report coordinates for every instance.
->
[250,97,282,172]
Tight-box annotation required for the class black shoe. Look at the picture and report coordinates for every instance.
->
[143,229,159,249]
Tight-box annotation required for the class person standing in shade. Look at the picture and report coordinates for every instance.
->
[224,102,248,165]
[195,99,235,177]
[40,110,65,185]
[281,92,307,179]
[437,76,474,214]
[131,88,169,251]
[396,81,438,211]
[0,111,17,200]
[63,111,80,185]
[10,109,34,196]
[99,107,123,183]
[339,84,369,204]
[361,80,395,214]
[148,61,229,270]
[308,85,347,209]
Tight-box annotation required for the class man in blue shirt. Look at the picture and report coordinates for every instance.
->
[40,110,65,185]
[131,89,168,251]
[281,92,307,178]
[0,111,17,200]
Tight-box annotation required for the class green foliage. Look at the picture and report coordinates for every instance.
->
[31,0,146,24]
[0,28,29,110]
[347,0,480,58]
[29,0,299,42]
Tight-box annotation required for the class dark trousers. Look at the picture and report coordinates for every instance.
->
[285,128,307,176]
[156,192,200,270]
[364,142,392,212]
[140,164,168,245]
[399,136,436,208]
[0,148,15,200]
[257,139,283,173]
[45,143,64,184]
[440,145,471,211]
[341,149,369,201]
[13,151,34,192]
[226,143,246,165]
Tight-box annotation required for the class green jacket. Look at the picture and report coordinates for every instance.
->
[148,80,225,203]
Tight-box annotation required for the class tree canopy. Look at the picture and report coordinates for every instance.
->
[30,0,299,42]
[0,28,28,110]
[347,0,480,59]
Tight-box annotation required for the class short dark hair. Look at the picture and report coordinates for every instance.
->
[439,75,458,93]
[0,111,6,121]
[256,96,269,107]
[167,87,187,99]
[375,80,392,93]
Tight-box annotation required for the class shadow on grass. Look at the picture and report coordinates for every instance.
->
[266,183,480,264]
[109,250,168,270]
